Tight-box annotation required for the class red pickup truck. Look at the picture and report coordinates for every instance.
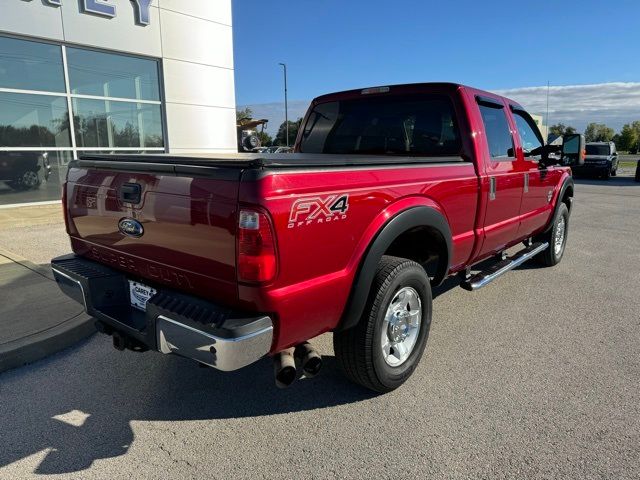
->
[52,83,584,392]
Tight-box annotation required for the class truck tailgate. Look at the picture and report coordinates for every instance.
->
[64,159,242,303]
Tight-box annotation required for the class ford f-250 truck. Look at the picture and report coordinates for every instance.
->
[52,83,584,392]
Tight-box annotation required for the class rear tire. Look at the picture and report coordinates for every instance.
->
[333,256,432,393]
[535,203,569,267]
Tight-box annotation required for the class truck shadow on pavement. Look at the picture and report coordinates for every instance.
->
[0,332,376,475]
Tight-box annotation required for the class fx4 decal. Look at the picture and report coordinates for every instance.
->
[288,194,350,228]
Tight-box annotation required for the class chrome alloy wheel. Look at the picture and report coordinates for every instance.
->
[381,286,422,367]
[554,216,566,256]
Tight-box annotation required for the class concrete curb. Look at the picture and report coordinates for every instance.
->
[0,313,95,373]
[0,248,96,374]
[0,245,54,280]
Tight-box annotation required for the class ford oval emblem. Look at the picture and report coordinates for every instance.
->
[118,218,144,238]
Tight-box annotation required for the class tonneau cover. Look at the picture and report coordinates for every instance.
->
[78,153,465,169]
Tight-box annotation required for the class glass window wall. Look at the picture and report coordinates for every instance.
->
[0,34,165,205]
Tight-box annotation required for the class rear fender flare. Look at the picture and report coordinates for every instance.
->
[338,205,452,331]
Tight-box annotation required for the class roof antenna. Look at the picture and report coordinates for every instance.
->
[546,81,550,140]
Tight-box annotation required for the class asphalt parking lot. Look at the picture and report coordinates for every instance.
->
[0,172,639,479]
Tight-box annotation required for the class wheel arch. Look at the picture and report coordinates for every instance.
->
[562,182,574,211]
[338,206,452,331]
[545,175,574,232]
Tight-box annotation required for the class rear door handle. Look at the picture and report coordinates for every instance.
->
[524,173,529,193]
[119,183,142,204]
[489,177,497,200]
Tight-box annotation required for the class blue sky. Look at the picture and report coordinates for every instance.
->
[232,0,640,132]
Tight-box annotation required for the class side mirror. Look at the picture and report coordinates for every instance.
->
[561,134,585,166]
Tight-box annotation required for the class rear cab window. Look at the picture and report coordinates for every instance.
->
[298,94,462,157]
[586,144,613,156]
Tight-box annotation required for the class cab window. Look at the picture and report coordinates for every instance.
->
[478,103,514,160]
[512,109,544,159]
[299,94,462,157]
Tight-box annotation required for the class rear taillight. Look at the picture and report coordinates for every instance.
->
[61,181,70,234]
[237,209,277,283]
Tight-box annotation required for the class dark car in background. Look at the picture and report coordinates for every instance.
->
[572,142,618,179]
[0,152,51,190]
[263,146,293,153]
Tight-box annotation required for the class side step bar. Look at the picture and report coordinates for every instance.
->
[461,242,549,291]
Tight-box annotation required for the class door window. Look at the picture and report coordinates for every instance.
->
[512,109,544,159]
[478,104,514,160]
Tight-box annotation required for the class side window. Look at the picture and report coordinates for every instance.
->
[512,109,544,159]
[478,104,514,160]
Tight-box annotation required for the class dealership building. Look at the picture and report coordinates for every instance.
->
[0,0,236,206]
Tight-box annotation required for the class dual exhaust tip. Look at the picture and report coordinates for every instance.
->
[273,342,322,388]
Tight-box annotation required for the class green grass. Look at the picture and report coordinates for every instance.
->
[619,161,638,169]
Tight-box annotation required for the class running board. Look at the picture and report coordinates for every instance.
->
[461,242,549,291]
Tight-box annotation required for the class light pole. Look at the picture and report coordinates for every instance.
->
[279,62,289,147]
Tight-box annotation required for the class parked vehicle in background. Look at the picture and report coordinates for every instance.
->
[52,83,584,393]
[0,152,51,190]
[237,119,269,152]
[635,160,640,182]
[264,146,291,153]
[572,142,618,179]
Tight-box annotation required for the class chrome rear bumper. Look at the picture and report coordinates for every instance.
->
[51,254,273,371]
[156,315,273,371]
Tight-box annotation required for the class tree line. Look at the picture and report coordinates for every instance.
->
[550,121,640,152]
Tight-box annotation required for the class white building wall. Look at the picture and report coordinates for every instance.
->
[0,0,237,153]
[60,1,163,57]
[158,3,236,152]
[0,1,65,41]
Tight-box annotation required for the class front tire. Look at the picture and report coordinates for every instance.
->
[535,202,569,267]
[334,256,432,393]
